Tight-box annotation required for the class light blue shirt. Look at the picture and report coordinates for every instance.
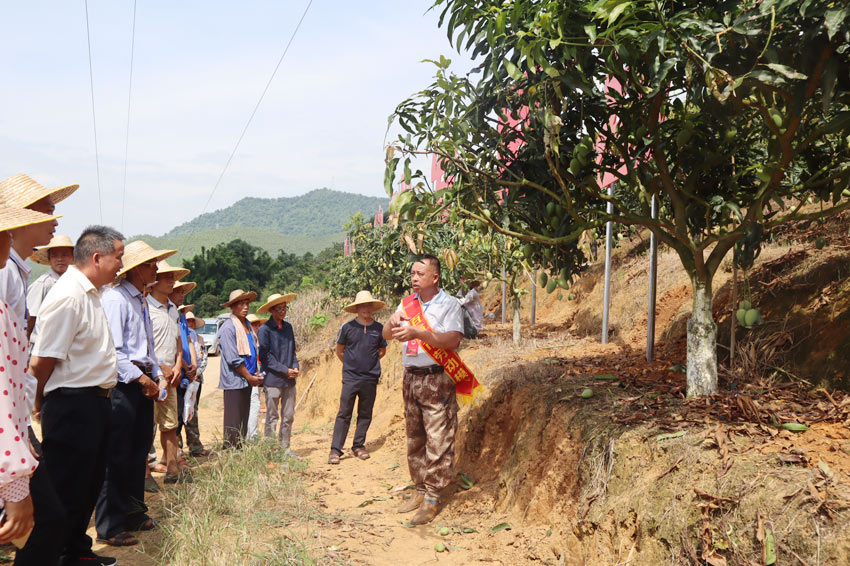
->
[102,279,163,384]
[217,318,257,390]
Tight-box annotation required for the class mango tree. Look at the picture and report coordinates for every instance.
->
[386,0,850,396]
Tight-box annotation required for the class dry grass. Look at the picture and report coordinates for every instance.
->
[156,441,324,565]
[288,287,334,346]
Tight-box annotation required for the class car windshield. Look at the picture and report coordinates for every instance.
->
[201,323,217,334]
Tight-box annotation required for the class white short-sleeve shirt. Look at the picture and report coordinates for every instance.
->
[31,266,118,393]
[147,295,179,365]
[26,269,61,318]
[396,289,463,367]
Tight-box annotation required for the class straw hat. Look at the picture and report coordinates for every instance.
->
[246,314,268,325]
[155,259,190,281]
[0,174,78,208]
[344,290,386,313]
[256,292,296,314]
[118,240,177,276]
[178,303,195,313]
[0,206,60,234]
[173,280,197,295]
[183,311,205,330]
[221,289,258,307]
[31,234,74,266]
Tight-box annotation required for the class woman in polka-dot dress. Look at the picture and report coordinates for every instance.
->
[0,204,61,551]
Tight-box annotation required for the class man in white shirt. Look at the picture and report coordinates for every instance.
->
[147,261,186,483]
[27,234,75,335]
[383,254,464,525]
[457,280,483,337]
[30,226,124,566]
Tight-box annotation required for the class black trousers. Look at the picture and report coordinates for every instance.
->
[330,379,378,455]
[95,381,154,538]
[40,390,110,560]
[222,387,251,448]
[13,459,66,566]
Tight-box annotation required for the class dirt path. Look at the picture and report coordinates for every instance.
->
[74,354,547,566]
[290,419,549,566]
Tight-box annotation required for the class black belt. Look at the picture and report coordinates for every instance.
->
[405,365,444,375]
[51,386,112,399]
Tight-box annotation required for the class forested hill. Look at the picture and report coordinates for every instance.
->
[164,188,388,238]
[124,188,388,265]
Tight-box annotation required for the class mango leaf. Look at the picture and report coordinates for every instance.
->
[764,63,807,80]
[490,522,511,532]
[765,531,777,564]
[656,430,687,441]
[824,7,849,40]
[505,60,523,81]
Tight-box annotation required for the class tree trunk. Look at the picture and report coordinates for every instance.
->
[686,276,717,397]
[512,294,521,345]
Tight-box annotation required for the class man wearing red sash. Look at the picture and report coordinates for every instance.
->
[383,254,473,524]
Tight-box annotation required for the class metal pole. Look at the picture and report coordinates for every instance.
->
[601,184,615,344]
[501,264,506,324]
[530,267,537,327]
[646,195,658,361]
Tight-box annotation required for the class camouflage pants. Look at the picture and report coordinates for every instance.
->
[402,368,458,500]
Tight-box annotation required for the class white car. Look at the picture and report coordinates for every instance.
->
[200,318,220,356]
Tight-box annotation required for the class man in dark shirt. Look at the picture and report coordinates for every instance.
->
[256,292,300,458]
[329,291,387,465]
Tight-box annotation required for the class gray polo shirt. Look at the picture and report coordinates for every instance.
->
[395,289,463,367]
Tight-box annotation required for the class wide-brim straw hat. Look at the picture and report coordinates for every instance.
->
[31,234,74,266]
[344,290,386,313]
[118,240,177,277]
[178,303,195,313]
[246,313,268,325]
[221,288,258,307]
[256,292,296,314]
[0,174,79,208]
[0,206,60,234]
[173,280,197,295]
[155,259,190,281]
[183,311,205,330]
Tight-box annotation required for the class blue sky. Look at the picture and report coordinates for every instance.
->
[0,1,473,238]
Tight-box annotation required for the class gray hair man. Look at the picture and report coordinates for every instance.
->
[30,225,124,566]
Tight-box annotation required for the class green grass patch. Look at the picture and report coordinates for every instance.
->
[156,441,319,565]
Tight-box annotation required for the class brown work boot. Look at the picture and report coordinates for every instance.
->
[397,492,424,513]
[410,497,441,525]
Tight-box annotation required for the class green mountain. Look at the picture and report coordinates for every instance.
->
[129,188,388,265]
[134,228,344,266]
[165,188,388,238]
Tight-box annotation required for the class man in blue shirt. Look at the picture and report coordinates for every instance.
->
[256,293,299,458]
[329,291,387,465]
[217,289,263,448]
[96,240,172,547]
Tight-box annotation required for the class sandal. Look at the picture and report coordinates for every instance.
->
[190,448,211,457]
[328,452,340,465]
[352,448,370,460]
[96,531,138,547]
[150,462,168,473]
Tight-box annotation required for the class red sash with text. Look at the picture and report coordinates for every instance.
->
[401,294,483,405]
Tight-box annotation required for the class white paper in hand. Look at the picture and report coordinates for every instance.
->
[183,381,201,424]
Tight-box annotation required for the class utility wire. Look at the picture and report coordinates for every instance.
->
[120,0,138,231]
[84,0,103,222]
[201,0,314,214]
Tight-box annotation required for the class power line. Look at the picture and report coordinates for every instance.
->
[120,0,137,231]
[201,0,314,214]
[84,0,103,222]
